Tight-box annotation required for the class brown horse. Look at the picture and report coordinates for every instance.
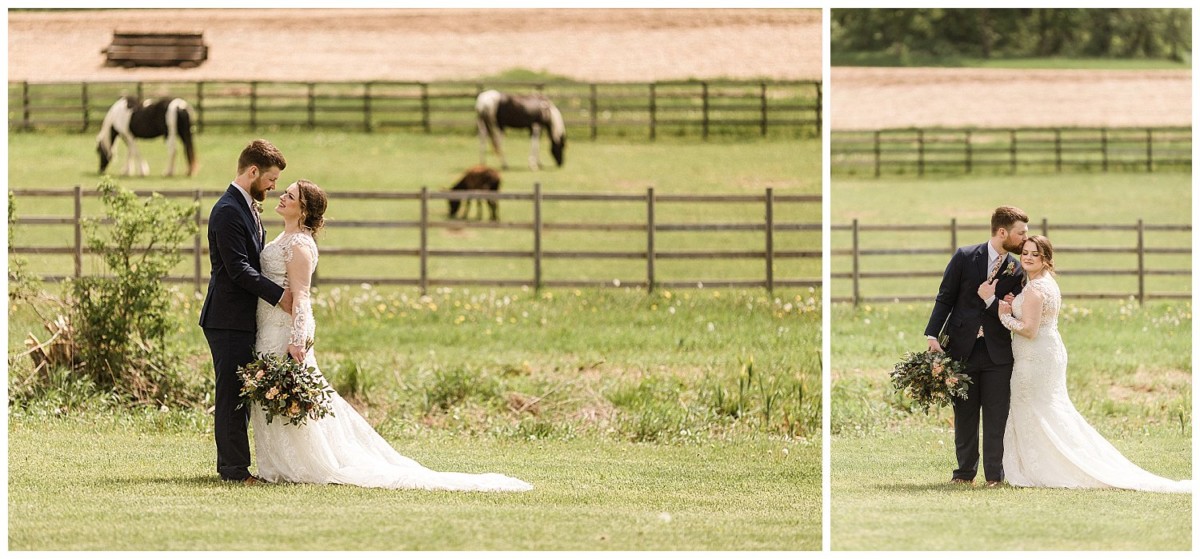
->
[448,165,502,221]
[475,89,566,171]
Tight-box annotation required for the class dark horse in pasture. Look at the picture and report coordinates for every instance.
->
[475,89,566,171]
[96,96,198,177]
[448,165,502,221]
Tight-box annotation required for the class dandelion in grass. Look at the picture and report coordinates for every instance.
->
[889,350,972,413]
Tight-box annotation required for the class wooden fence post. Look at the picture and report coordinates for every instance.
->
[873,130,882,178]
[22,81,31,131]
[649,82,657,141]
[1101,127,1108,172]
[1041,217,1048,237]
[80,83,89,132]
[1137,219,1145,304]
[759,81,768,136]
[814,81,822,134]
[851,218,860,306]
[194,189,203,293]
[964,129,972,174]
[1054,128,1062,173]
[421,83,431,134]
[589,84,598,140]
[647,187,656,293]
[363,82,373,132]
[195,81,205,133]
[917,129,925,177]
[534,182,543,290]
[765,187,775,292]
[701,82,710,140]
[74,185,83,279]
[950,218,957,252]
[1009,129,1017,174]
[419,186,429,295]
[1146,128,1153,172]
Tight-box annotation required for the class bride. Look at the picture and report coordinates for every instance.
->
[249,179,532,492]
[997,235,1189,493]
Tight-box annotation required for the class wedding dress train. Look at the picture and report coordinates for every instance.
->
[1001,276,1189,493]
[250,231,532,492]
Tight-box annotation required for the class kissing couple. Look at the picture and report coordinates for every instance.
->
[924,205,1188,493]
[198,139,531,492]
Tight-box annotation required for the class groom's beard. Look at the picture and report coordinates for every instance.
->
[1002,236,1025,253]
[249,176,269,202]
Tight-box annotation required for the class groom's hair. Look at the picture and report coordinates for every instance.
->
[237,139,287,174]
[991,205,1028,235]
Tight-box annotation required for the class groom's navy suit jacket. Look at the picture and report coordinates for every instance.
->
[199,184,284,331]
[924,242,1025,364]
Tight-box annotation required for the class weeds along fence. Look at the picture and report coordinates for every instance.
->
[832,219,1191,305]
[9,79,822,139]
[10,185,820,294]
[832,127,1192,176]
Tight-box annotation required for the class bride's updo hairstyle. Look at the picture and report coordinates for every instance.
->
[296,179,327,239]
[1025,235,1055,277]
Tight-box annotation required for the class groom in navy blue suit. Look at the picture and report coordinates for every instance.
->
[924,206,1029,487]
[199,139,291,484]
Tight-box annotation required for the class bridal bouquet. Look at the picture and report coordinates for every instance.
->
[237,343,335,426]
[889,350,972,412]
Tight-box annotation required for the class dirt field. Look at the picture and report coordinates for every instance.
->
[833,67,1192,129]
[7,8,823,83]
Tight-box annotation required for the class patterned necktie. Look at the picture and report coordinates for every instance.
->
[250,200,263,244]
[979,256,1003,338]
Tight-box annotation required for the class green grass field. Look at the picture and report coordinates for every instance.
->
[8,126,821,550]
[9,412,819,551]
[830,171,1192,550]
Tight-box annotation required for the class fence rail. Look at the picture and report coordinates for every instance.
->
[9,79,822,139]
[10,186,820,293]
[832,218,1191,305]
[832,127,1192,176]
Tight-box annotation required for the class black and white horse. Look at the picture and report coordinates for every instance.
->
[475,89,566,171]
[448,165,502,221]
[96,96,198,177]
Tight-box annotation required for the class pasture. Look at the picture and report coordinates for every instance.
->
[829,172,1192,550]
[9,130,820,287]
[8,128,821,550]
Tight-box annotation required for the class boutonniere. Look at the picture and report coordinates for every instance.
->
[1002,261,1017,276]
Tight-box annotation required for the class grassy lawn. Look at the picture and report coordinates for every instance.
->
[9,412,819,551]
[831,428,1191,551]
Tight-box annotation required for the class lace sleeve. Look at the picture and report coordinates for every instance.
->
[284,235,318,349]
[999,312,1024,332]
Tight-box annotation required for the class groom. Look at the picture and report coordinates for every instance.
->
[199,139,292,485]
[924,205,1028,487]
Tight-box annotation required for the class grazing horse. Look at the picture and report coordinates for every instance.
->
[475,89,566,171]
[448,165,502,221]
[96,96,198,177]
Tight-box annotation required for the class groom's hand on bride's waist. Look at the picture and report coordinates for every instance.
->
[278,291,295,315]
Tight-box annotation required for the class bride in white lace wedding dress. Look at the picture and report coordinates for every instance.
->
[998,236,1189,493]
[249,180,532,492]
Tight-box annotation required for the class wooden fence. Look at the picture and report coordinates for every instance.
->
[9,79,822,139]
[832,218,1191,305]
[832,127,1192,176]
[9,186,820,293]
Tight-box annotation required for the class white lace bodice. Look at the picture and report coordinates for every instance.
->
[1012,275,1061,331]
[256,231,319,353]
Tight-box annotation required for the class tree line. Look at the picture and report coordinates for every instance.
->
[832,8,1191,61]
